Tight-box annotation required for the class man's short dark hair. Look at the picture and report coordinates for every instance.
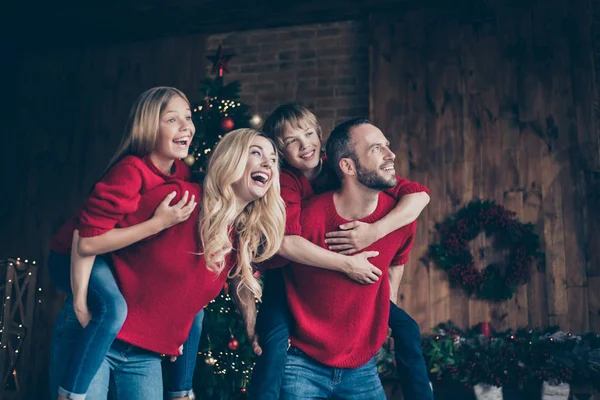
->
[326,117,371,179]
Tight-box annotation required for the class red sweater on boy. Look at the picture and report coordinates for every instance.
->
[50,155,191,254]
[284,192,417,368]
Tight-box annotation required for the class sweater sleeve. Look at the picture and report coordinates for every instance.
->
[391,221,417,265]
[384,176,430,200]
[280,169,304,236]
[78,159,144,237]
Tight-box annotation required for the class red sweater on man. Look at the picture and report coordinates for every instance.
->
[259,162,428,271]
[284,192,417,368]
[50,155,227,355]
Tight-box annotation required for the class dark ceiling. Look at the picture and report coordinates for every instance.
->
[7,0,418,49]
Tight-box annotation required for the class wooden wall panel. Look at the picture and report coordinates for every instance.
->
[370,0,596,333]
[5,34,209,399]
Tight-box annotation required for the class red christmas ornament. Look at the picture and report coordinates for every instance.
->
[479,321,492,338]
[240,388,247,394]
[207,45,234,78]
[228,336,239,350]
[221,116,235,131]
[223,282,229,295]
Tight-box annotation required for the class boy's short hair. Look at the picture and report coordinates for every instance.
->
[262,103,323,152]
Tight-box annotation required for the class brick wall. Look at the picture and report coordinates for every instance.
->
[206,20,369,135]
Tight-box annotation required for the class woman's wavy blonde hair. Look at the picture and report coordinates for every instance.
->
[200,128,286,301]
[105,86,189,173]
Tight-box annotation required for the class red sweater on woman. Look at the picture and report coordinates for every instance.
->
[284,192,417,368]
[110,180,232,355]
[50,156,225,355]
[50,155,191,254]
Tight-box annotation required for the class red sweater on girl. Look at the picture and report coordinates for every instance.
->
[50,155,191,254]
[284,192,417,368]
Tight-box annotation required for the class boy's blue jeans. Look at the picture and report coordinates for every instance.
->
[48,251,204,399]
[248,269,433,400]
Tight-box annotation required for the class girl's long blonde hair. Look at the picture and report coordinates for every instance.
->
[200,128,286,301]
[105,87,189,173]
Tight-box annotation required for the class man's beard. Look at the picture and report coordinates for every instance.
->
[355,160,397,190]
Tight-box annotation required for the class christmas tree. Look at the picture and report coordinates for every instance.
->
[184,45,262,174]
[185,46,261,400]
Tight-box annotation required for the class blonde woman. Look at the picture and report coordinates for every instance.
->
[50,127,285,400]
[49,87,205,400]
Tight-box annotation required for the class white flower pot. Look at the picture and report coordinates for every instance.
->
[541,381,570,400]
[473,383,503,400]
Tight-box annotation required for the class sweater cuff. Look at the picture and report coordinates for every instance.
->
[402,183,430,195]
[285,223,302,236]
[391,256,409,266]
[78,226,110,238]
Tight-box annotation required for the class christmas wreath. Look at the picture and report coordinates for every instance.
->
[429,200,544,301]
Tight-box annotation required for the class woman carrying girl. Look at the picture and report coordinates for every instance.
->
[49,87,285,399]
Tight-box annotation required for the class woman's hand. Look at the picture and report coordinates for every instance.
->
[152,191,197,230]
[344,251,382,284]
[324,221,381,255]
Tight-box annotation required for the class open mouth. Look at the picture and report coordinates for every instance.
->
[251,172,270,186]
[173,137,190,147]
[381,164,395,172]
[299,150,316,160]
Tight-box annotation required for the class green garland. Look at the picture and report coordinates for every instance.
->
[429,200,544,301]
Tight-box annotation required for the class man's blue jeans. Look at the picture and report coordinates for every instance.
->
[280,347,386,400]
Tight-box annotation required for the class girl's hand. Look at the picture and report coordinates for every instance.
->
[153,191,197,230]
[170,344,184,362]
[250,334,262,356]
[73,300,92,328]
[324,221,381,254]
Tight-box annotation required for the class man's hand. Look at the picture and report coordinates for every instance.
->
[152,191,197,230]
[344,251,382,284]
[324,221,381,255]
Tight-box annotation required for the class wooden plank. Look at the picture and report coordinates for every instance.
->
[549,314,569,329]
[588,277,600,332]
[425,14,455,329]
[568,287,590,332]
[504,191,529,329]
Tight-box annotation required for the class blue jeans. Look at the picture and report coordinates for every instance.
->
[48,251,204,399]
[51,298,163,400]
[281,347,386,400]
[164,310,204,399]
[248,269,431,400]
[388,302,433,400]
[248,269,292,400]
[49,251,128,400]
